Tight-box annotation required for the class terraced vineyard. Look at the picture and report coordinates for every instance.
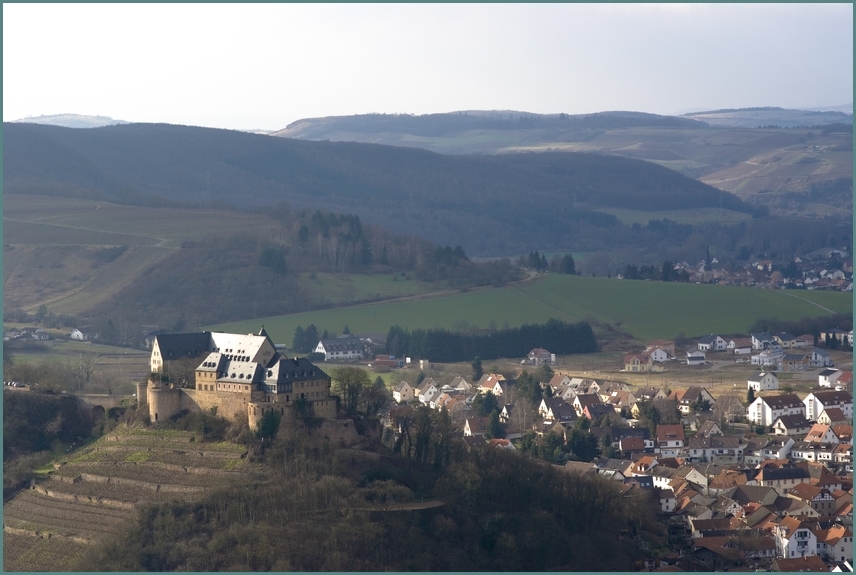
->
[3,427,262,572]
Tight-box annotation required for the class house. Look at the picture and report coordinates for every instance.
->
[573,393,602,417]
[760,437,795,460]
[813,524,853,564]
[314,335,364,361]
[698,334,727,352]
[69,327,98,341]
[751,348,784,367]
[671,386,716,415]
[463,417,489,437]
[527,348,554,365]
[584,403,615,422]
[781,352,811,372]
[447,376,473,392]
[756,464,810,492]
[635,386,668,402]
[546,373,572,394]
[658,488,676,513]
[772,413,812,436]
[686,351,706,365]
[417,379,440,405]
[728,337,753,355]
[647,339,676,355]
[804,390,852,421]
[686,435,744,464]
[775,516,818,559]
[623,352,652,372]
[392,381,414,403]
[819,369,844,388]
[821,328,851,346]
[790,441,836,463]
[477,374,506,397]
[817,408,849,425]
[804,423,839,445]
[787,484,837,517]
[746,393,805,427]
[646,347,669,363]
[696,420,723,438]
[774,332,799,348]
[538,397,577,423]
[748,371,779,392]
[810,348,834,368]
[751,332,775,350]
[656,424,685,458]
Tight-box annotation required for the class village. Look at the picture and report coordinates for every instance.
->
[369,330,853,572]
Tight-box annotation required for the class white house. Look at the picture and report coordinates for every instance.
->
[314,336,364,361]
[728,338,753,355]
[748,371,779,392]
[698,334,727,352]
[747,393,805,427]
[804,390,852,421]
[775,516,817,559]
[686,351,706,365]
[760,436,795,460]
[647,347,669,363]
[818,369,844,388]
[751,332,775,350]
[655,424,685,458]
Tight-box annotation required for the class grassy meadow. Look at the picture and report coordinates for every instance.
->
[208,273,852,346]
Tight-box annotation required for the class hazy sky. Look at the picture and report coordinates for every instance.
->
[4,3,852,131]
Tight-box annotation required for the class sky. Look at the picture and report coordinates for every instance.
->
[3,3,852,131]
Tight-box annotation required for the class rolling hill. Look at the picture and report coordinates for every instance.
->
[271,110,853,218]
[3,121,757,256]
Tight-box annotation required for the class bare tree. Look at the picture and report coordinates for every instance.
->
[713,394,745,429]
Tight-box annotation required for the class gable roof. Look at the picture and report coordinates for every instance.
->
[656,424,685,442]
[154,332,212,360]
[758,393,803,409]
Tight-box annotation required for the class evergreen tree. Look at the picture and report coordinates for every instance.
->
[472,356,483,382]
[486,410,505,439]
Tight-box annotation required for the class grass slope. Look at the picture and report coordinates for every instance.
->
[208,274,851,346]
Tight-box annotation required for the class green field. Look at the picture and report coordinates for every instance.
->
[208,274,852,345]
[294,272,443,305]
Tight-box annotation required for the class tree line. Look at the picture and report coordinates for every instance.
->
[385,318,597,363]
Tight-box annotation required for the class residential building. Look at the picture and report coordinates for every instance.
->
[804,390,852,421]
[314,335,364,361]
[748,371,779,392]
[698,334,727,352]
[746,393,805,427]
[656,424,685,458]
[392,381,414,403]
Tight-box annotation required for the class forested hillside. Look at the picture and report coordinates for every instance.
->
[4,122,755,256]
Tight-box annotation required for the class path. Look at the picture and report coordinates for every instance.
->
[778,291,838,314]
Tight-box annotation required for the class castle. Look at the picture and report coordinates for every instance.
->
[141,327,337,429]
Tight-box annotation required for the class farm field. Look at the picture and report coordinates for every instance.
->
[208,273,852,346]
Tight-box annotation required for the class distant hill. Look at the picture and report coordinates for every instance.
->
[269,110,852,211]
[10,113,130,128]
[681,106,853,128]
[275,110,707,140]
[3,122,755,257]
